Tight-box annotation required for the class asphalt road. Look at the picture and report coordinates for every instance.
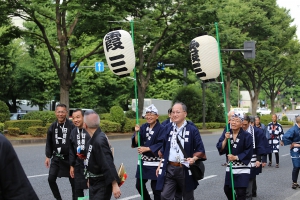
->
[14,127,300,200]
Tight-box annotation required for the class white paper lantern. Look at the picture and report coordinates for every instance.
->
[189,35,220,82]
[103,30,135,77]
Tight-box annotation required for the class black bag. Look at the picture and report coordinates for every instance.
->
[176,136,205,180]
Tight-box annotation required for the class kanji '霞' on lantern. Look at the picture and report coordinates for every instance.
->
[103,30,135,77]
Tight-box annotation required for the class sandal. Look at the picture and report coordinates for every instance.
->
[292,182,299,189]
[275,164,279,168]
[268,162,272,166]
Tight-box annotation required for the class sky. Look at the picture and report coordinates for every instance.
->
[277,0,300,39]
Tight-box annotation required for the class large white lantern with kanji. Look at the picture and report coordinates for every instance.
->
[189,35,220,82]
[103,30,135,77]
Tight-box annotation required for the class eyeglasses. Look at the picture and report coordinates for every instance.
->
[145,112,157,116]
[172,111,185,115]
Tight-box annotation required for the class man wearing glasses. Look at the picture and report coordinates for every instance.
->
[131,104,164,200]
[156,102,206,199]
[45,104,76,200]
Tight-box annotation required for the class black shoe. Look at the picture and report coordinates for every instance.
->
[252,193,257,197]
[292,182,299,189]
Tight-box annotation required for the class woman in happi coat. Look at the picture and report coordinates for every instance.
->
[267,114,284,168]
[217,114,253,200]
[131,104,165,200]
[282,115,300,189]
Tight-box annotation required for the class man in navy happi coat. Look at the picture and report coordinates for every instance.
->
[131,104,164,200]
[156,102,206,199]
[217,114,253,200]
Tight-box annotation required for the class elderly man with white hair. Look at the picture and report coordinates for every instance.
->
[131,104,165,200]
[83,110,121,199]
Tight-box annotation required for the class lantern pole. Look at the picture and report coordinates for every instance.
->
[215,22,235,199]
[130,20,144,200]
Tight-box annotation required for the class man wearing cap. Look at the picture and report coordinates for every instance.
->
[69,109,91,199]
[131,104,164,200]
[216,114,253,200]
[45,104,76,200]
[156,102,206,199]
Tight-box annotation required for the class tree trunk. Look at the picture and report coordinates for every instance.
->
[59,86,69,108]
[250,89,260,115]
[270,92,276,114]
[225,72,231,112]
[137,81,146,118]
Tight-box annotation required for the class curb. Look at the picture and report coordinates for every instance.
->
[9,130,213,146]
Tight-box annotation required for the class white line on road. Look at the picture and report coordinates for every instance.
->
[281,153,290,157]
[27,174,48,178]
[119,175,217,200]
[205,150,218,153]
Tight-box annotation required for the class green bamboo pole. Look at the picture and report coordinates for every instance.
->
[215,22,235,199]
[130,20,144,200]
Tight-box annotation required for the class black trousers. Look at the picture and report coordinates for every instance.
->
[161,165,194,200]
[48,157,75,200]
[268,152,279,164]
[136,178,160,200]
[89,177,112,200]
[292,167,300,183]
[224,185,246,200]
[48,174,75,200]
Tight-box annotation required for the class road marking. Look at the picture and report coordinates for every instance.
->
[281,153,290,157]
[200,175,217,181]
[27,174,48,178]
[205,150,218,153]
[119,175,217,200]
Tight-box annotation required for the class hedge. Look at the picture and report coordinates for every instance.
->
[194,122,226,129]
[278,120,293,125]
[100,113,111,120]
[23,111,56,126]
[0,123,4,132]
[4,120,43,134]
[27,126,48,137]
[46,123,52,129]
[8,128,20,136]
[122,118,136,133]
[100,120,122,133]
[0,101,10,123]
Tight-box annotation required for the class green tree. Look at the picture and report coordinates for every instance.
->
[261,39,300,113]
[6,0,128,109]
[215,0,298,114]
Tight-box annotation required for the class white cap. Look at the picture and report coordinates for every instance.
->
[145,104,158,114]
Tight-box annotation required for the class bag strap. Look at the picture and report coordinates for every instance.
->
[176,135,188,159]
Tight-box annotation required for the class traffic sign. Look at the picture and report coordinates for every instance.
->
[71,62,79,73]
[95,62,104,72]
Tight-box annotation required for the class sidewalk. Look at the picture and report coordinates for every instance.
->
[8,129,215,146]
